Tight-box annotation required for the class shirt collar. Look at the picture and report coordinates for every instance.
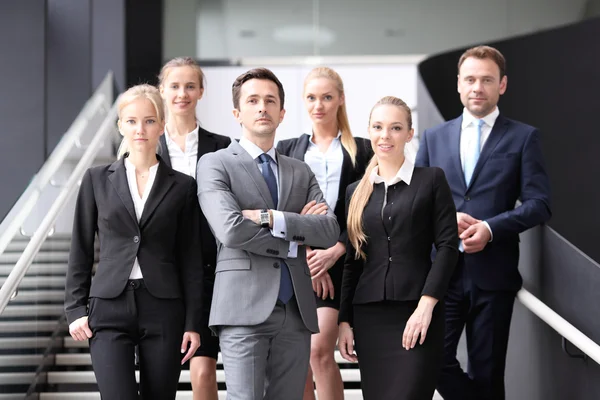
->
[308,131,342,146]
[164,122,200,145]
[239,137,277,164]
[124,157,160,173]
[369,158,414,186]
[461,107,500,129]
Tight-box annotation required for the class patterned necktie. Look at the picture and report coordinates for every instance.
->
[464,119,484,186]
[258,154,293,304]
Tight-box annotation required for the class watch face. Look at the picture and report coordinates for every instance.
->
[260,211,270,225]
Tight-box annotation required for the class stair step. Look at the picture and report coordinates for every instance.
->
[3,241,72,253]
[1,305,64,318]
[8,290,65,304]
[54,350,352,366]
[0,320,64,333]
[38,390,374,400]
[0,336,61,350]
[0,264,67,277]
[0,371,40,385]
[0,354,54,367]
[0,276,65,289]
[0,251,70,264]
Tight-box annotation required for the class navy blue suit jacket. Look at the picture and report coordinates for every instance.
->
[415,114,551,291]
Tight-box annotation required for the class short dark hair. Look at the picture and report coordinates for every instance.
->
[458,45,507,78]
[232,68,285,110]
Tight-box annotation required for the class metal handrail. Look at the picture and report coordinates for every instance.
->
[0,100,119,315]
[0,72,113,256]
[517,288,600,364]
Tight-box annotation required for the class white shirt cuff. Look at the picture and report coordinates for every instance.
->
[270,211,297,258]
[483,221,493,242]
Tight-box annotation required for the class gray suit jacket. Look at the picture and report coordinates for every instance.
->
[197,140,339,333]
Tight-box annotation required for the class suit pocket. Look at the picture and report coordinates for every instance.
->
[215,258,251,272]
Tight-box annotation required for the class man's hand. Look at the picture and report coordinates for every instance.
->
[300,200,328,216]
[461,222,492,253]
[456,212,480,235]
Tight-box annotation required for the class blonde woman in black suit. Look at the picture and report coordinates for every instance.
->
[65,84,202,399]
[157,57,231,400]
[277,67,373,400]
[338,96,459,400]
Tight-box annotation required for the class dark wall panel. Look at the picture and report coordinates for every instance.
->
[0,1,47,221]
[126,0,163,86]
[46,0,92,155]
[419,17,600,264]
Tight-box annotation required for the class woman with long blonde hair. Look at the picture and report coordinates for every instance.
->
[337,96,459,400]
[277,67,373,400]
[157,57,231,400]
[65,84,203,399]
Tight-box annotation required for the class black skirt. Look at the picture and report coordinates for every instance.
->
[353,300,445,400]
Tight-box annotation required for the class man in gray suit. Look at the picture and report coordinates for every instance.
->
[197,68,340,400]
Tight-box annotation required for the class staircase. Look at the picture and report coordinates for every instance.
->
[0,235,443,399]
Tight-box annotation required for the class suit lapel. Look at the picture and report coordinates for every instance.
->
[338,145,353,202]
[158,135,172,168]
[467,114,509,191]
[139,160,175,229]
[292,134,310,161]
[108,159,138,226]
[277,152,294,211]
[197,128,217,163]
[230,141,276,209]
[448,117,466,191]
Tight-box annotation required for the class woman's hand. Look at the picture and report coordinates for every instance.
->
[312,272,335,300]
[338,322,358,362]
[69,316,93,341]
[402,296,438,350]
[181,331,201,364]
[307,242,345,278]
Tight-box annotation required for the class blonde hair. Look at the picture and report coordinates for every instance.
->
[158,57,205,90]
[347,96,412,260]
[304,67,357,166]
[116,84,165,159]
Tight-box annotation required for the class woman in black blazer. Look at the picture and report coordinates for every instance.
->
[277,67,373,400]
[157,57,231,400]
[65,84,203,400]
[338,96,459,400]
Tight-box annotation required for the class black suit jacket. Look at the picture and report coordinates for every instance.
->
[339,167,459,326]
[276,134,373,245]
[65,156,204,333]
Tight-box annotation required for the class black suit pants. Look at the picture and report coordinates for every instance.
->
[437,255,517,400]
[88,279,185,400]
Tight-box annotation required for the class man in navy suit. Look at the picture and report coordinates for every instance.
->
[416,45,551,400]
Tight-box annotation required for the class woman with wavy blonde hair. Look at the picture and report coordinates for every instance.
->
[337,96,459,400]
[277,66,373,400]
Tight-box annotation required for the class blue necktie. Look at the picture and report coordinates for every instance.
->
[464,119,484,186]
[258,154,293,304]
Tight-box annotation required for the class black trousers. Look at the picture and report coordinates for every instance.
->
[437,256,517,400]
[88,279,185,400]
[353,300,445,400]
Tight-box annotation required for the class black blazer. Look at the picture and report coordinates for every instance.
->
[159,126,231,270]
[339,167,459,326]
[64,156,204,333]
[276,134,373,245]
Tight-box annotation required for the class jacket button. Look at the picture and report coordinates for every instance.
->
[464,196,471,201]
[388,217,392,221]
[273,262,280,269]
[387,237,391,241]
[389,257,392,261]
[133,236,139,243]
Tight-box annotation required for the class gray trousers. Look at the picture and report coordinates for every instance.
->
[218,297,311,400]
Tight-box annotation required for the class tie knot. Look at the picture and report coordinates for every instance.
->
[258,153,273,164]
[475,119,484,128]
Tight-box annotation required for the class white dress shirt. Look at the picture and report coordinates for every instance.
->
[369,158,414,214]
[164,124,199,178]
[239,137,297,258]
[460,107,498,241]
[124,158,160,278]
[304,132,344,211]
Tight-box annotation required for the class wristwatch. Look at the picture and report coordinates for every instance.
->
[259,209,271,228]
